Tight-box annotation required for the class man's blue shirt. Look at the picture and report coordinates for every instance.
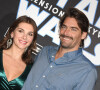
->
[22,46,97,90]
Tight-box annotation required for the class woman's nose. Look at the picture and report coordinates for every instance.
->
[23,34,27,39]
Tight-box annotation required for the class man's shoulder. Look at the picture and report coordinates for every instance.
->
[80,54,96,70]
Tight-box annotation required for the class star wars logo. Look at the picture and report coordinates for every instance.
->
[17,0,100,65]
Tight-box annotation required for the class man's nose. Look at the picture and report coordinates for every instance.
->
[64,28,71,35]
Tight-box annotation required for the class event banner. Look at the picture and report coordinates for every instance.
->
[0,0,100,66]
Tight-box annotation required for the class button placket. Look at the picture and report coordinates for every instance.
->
[34,62,55,89]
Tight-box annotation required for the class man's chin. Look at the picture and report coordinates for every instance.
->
[61,44,69,49]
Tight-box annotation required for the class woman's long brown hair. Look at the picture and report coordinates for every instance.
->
[0,15,37,64]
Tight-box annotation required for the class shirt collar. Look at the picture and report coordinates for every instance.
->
[50,46,83,64]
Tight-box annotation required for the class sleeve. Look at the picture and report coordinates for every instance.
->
[33,46,49,62]
[21,66,34,90]
[74,68,97,90]
[21,53,42,90]
[94,66,100,90]
[21,47,48,90]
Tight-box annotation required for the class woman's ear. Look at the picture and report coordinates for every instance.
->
[11,32,14,38]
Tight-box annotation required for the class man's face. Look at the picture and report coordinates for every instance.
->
[60,17,87,51]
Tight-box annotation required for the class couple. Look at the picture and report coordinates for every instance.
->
[0,7,97,90]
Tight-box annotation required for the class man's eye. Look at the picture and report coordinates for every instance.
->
[71,28,77,31]
[61,25,66,29]
[62,25,65,28]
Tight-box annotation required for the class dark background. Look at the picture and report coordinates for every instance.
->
[0,0,100,89]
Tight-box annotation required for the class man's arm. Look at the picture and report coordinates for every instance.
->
[74,68,97,90]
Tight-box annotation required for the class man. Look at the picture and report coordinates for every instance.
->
[22,8,97,90]
[94,66,100,90]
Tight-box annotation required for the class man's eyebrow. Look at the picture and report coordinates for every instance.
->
[61,24,66,27]
[16,27,23,30]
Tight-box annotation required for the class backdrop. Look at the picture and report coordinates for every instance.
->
[0,0,100,89]
[0,0,100,65]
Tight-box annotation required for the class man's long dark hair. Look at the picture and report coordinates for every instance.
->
[60,8,89,47]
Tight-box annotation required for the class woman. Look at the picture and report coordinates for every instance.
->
[0,15,37,90]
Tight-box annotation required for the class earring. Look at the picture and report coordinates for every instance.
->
[7,38,12,48]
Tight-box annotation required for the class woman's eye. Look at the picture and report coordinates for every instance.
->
[29,33,33,36]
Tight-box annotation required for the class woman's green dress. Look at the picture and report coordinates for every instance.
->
[0,49,32,90]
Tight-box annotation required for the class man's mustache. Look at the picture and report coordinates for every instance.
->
[60,34,73,40]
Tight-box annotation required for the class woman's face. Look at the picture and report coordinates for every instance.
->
[11,22,34,50]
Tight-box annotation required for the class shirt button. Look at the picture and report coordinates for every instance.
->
[43,75,46,78]
[52,56,54,57]
[50,65,53,68]
[36,85,39,88]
